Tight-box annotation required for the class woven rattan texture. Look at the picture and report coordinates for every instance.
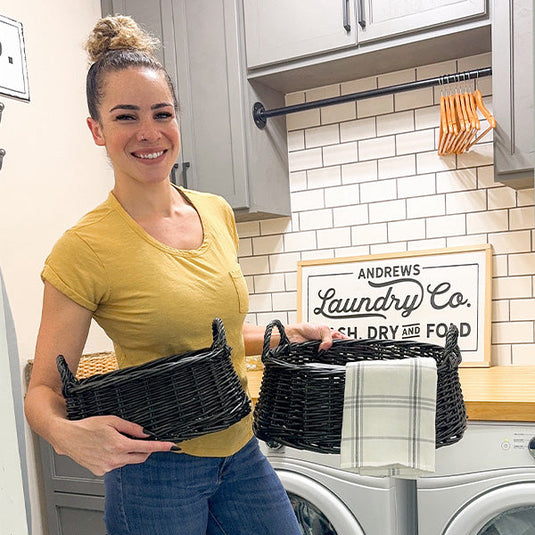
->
[253,320,466,454]
[58,319,251,442]
[76,353,118,379]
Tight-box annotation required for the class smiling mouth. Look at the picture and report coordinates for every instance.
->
[132,150,166,160]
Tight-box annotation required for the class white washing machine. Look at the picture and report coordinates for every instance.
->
[259,440,416,535]
[417,421,535,535]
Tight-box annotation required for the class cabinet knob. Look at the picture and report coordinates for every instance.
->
[0,148,5,170]
[0,102,4,123]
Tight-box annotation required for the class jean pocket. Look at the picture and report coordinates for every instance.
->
[229,268,249,314]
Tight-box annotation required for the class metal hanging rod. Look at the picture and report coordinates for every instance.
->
[253,66,492,129]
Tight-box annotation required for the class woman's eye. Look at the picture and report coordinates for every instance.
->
[115,114,136,121]
[155,112,173,120]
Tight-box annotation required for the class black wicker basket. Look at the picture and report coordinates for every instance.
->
[253,320,466,454]
[58,318,251,442]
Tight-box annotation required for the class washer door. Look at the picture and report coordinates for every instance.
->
[444,482,535,535]
[276,470,365,535]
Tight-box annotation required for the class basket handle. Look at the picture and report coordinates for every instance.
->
[444,323,462,368]
[262,320,291,360]
[56,355,79,397]
[211,318,227,351]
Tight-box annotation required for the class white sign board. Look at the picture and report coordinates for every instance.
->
[298,245,492,366]
[0,14,30,101]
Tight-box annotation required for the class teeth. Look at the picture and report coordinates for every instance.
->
[135,151,164,160]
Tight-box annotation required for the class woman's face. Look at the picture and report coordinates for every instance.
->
[87,67,180,187]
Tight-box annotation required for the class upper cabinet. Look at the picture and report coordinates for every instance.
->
[243,0,489,74]
[243,0,358,68]
[492,0,534,189]
[357,0,487,44]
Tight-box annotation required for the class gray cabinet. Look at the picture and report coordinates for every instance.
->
[243,0,488,70]
[38,438,106,535]
[102,0,290,221]
[243,0,358,68]
[492,0,534,189]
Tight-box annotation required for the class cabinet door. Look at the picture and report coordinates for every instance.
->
[357,0,487,43]
[243,0,358,68]
[173,0,250,209]
[492,0,534,189]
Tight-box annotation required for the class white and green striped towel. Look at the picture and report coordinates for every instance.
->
[340,357,437,478]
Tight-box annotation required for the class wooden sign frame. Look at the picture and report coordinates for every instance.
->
[297,244,492,367]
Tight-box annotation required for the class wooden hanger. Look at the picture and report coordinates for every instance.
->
[466,89,496,149]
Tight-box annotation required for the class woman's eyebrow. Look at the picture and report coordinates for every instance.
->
[109,103,173,112]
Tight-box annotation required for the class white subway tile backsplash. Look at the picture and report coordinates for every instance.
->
[510,298,535,321]
[291,189,325,212]
[284,230,317,252]
[509,253,535,276]
[437,168,478,193]
[446,190,487,214]
[370,199,406,223]
[342,160,378,184]
[467,210,509,234]
[361,178,397,203]
[458,52,492,71]
[378,155,416,180]
[340,117,376,142]
[359,136,396,161]
[417,151,457,174]
[488,187,517,210]
[388,218,426,241]
[317,227,351,249]
[510,207,535,230]
[492,322,534,344]
[398,173,436,198]
[272,291,298,311]
[395,88,434,111]
[289,147,323,172]
[285,91,305,106]
[321,102,357,125]
[357,95,394,118]
[489,230,532,255]
[299,209,333,231]
[351,223,388,245]
[290,171,307,192]
[377,110,415,136]
[253,235,284,256]
[493,276,533,299]
[269,252,301,273]
[307,166,341,189]
[323,142,358,166]
[333,204,369,227]
[427,214,466,238]
[286,109,321,131]
[260,218,292,236]
[237,57,533,367]
[407,194,445,218]
[325,184,360,208]
[305,124,340,148]
[254,273,286,293]
[288,130,305,151]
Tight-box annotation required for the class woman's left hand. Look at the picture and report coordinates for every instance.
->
[285,323,351,352]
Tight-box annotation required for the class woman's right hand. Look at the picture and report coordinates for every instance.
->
[51,415,178,476]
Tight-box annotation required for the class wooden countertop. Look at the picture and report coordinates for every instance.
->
[247,366,535,422]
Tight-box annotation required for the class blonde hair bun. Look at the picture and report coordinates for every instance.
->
[85,15,159,63]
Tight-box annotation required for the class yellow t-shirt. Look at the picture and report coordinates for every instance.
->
[42,187,253,456]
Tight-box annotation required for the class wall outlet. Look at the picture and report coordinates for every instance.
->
[0,14,30,101]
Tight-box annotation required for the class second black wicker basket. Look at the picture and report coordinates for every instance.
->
[58,318,251,443]
[253,320,466,454]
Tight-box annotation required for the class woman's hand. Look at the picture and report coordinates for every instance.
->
[285,322,350,352]
[51,415,177,476]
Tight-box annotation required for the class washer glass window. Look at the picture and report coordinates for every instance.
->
[288,492,338,535]
[479,506,535,535]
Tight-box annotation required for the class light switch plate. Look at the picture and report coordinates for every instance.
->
[0,14,30,101]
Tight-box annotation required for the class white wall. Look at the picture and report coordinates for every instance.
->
[238,53,535,367]
[0,1,113,533]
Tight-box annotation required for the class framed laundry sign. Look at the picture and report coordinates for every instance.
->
[297,244,492,367]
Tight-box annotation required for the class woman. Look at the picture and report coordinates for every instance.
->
[25,15,344,535]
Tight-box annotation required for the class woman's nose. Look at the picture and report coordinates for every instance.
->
[136,121,160,143]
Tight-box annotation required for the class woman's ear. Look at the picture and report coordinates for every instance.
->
[86,117,106,146]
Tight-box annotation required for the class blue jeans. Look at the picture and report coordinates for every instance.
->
[104,437,301,534]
